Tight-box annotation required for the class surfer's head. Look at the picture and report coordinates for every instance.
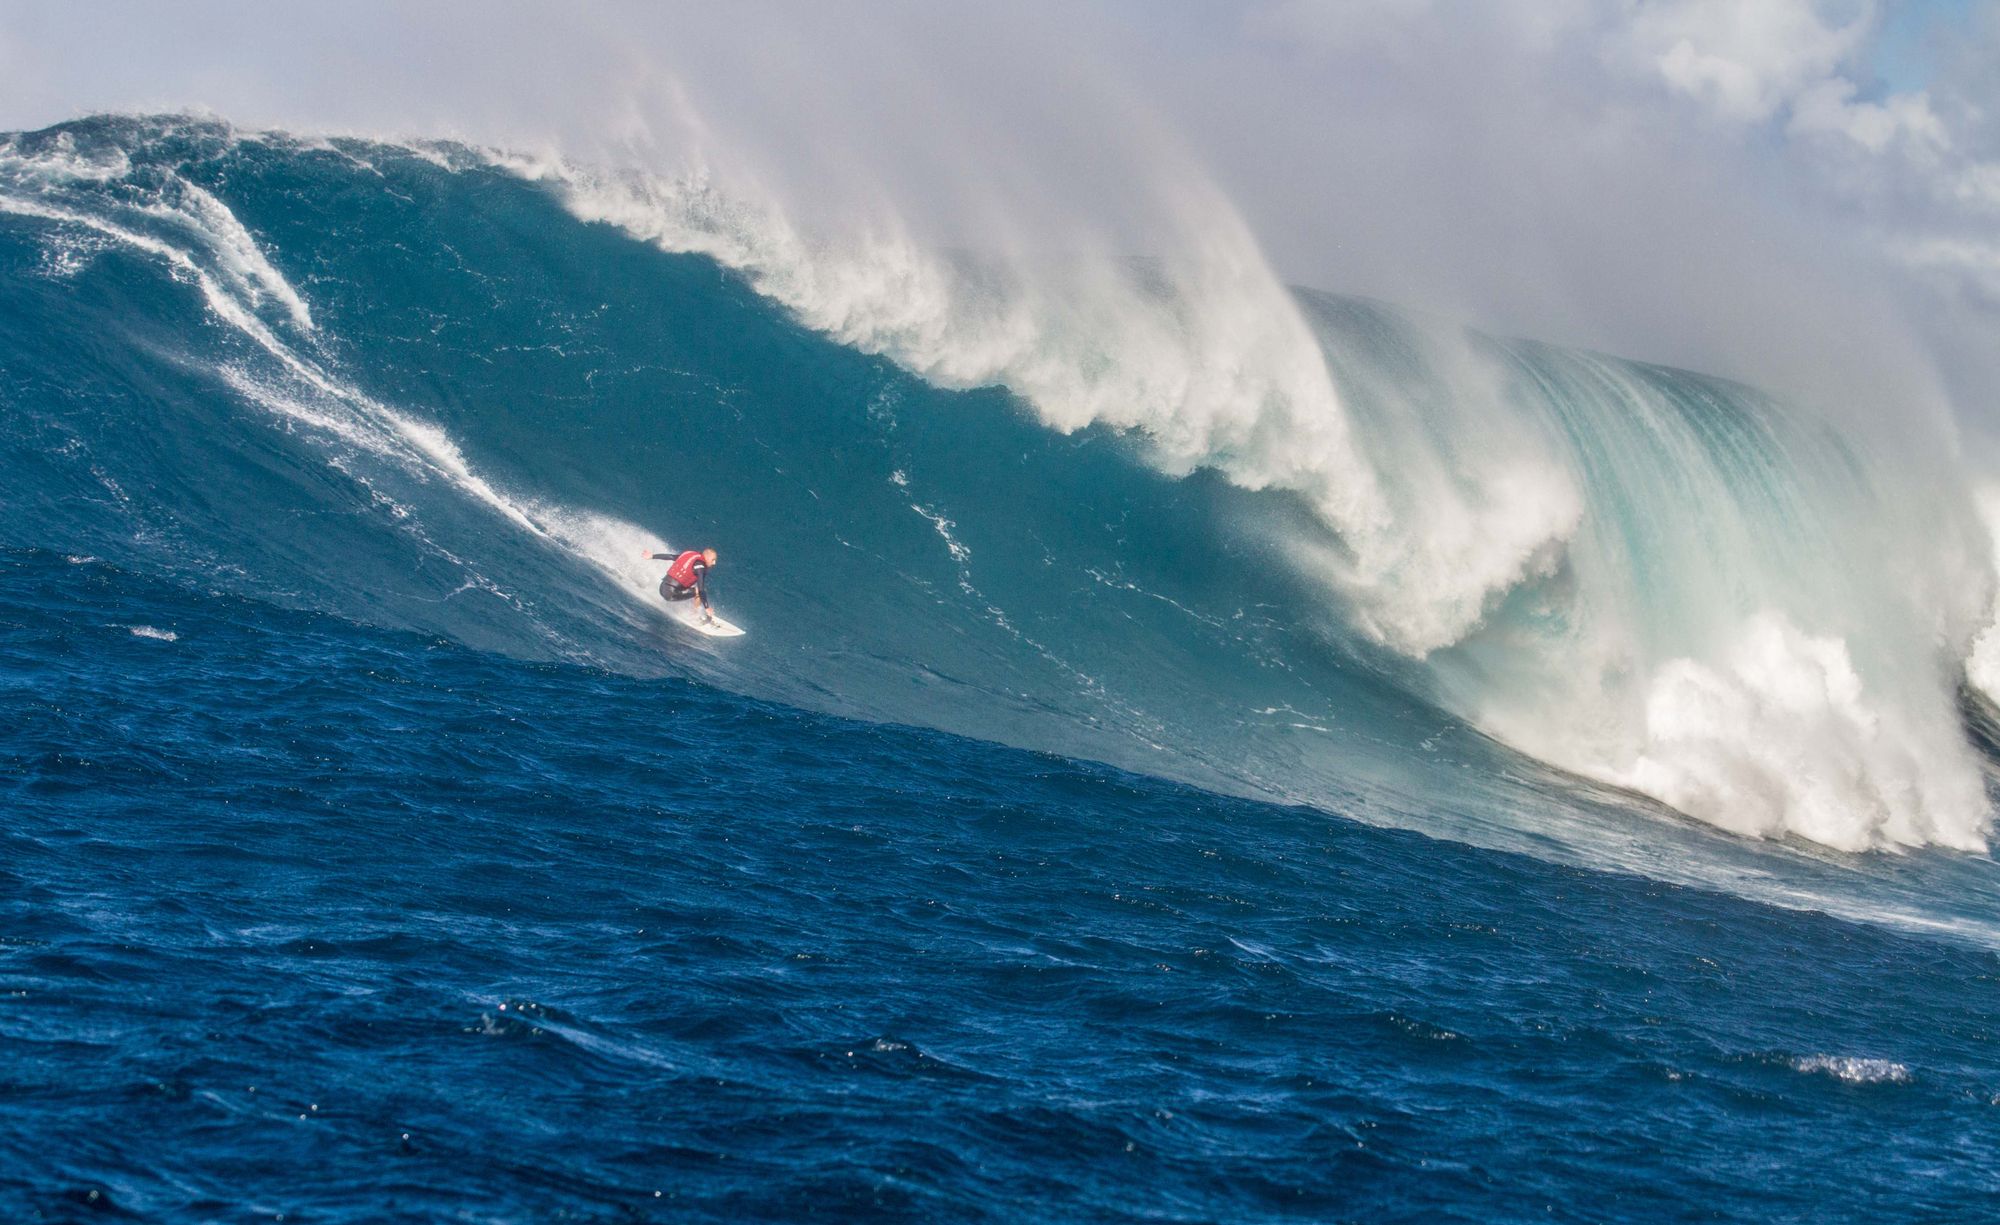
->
[703,548,718,566]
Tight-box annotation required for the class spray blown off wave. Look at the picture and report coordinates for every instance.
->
[2,114,1996,857]
[517,141,1999,852]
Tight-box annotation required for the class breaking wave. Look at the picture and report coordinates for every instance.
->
[5,113,1999,877]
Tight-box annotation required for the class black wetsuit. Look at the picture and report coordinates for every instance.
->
[651,553,709,606]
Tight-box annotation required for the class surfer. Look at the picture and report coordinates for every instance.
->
[645,547,719,623]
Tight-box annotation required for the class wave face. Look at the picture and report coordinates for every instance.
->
[2,115,1998,876]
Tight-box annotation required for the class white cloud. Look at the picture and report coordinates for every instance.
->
[1788,76,1948,153]
[1626,0,1952,162]
[1636,0,1864,123]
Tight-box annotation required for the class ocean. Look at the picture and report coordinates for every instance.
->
[3,115,1997,1221]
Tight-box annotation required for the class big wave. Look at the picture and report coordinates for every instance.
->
[3,114,1998,863]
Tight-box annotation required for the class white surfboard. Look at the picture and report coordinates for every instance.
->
[663,598,745,638]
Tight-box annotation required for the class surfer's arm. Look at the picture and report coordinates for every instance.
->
[648,552,673,561]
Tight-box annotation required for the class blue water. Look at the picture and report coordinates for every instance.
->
[8,549,1999,1222]
[5,116,2000,1220]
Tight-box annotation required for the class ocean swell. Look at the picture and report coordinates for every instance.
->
[2,114,1996,856]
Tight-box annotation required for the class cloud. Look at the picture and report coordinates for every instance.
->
[1636,0,1866,124]
[1788,77,1947,152]
[1626,0,1951,159]
[1607,0,2000,401]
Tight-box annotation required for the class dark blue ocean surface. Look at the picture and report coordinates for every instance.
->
[5,550,1998,1223]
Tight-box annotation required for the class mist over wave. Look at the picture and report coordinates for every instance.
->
[520,133,2000,853]
[4,114,1999,876]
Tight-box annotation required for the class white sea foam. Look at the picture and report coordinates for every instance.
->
[0,130,130,184]
[1613,614,1987,852]
[0,138,310,336]
[127,625,178,641]
[525,504,683,613]
[163,183,315,331]
[908,500,971,568]
[1790,1055,1911,1084]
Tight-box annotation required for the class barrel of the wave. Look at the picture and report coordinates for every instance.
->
[642,546,744,638]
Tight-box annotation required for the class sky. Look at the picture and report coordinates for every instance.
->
[2,0,1996,450]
